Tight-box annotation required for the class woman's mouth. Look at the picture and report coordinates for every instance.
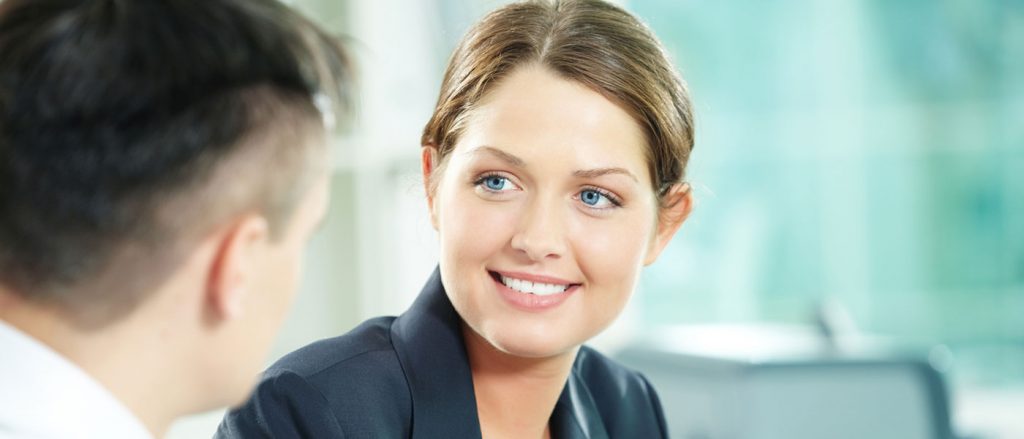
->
[488,270,580,311]
[499,274,569,295]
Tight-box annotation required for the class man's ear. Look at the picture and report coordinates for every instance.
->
[644,183,693,266]
[421,145,440,230]
[207,214,271,321]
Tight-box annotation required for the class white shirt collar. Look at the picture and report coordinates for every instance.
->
[0,320,154,439]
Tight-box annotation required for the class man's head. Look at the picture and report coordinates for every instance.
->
[0,0,351,418]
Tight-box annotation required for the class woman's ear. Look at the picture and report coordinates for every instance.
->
[421,145,441,230]
[644,183,693,266]
[206,214,270,321]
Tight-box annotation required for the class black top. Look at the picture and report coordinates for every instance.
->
[216,268,669,438]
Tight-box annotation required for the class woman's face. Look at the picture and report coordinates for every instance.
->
[426,64,685,359]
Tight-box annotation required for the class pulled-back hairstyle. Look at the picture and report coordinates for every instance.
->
[0,0,352,323]
[422,0,693,201]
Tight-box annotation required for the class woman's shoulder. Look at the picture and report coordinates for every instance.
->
[264,316,412,411]
[216,316,413,438]
[573,345,669,436]
[269,316,399,379]
[573,345,654,393]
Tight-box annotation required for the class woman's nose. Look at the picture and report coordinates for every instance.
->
[509,196,568,262]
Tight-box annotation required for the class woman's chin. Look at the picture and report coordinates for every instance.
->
[483,330,580,360]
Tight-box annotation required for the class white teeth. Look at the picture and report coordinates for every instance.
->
[500,275,569,296]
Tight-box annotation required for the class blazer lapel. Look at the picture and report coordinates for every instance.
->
[550,369,611,439]
[390,268,483,439]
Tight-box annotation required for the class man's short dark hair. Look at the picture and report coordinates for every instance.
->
[0,0,352,324]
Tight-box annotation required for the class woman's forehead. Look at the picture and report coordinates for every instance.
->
[453,66,650,178]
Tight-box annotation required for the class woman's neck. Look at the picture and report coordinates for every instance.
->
[462,324,578,439]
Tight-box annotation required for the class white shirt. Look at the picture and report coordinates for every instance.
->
[0,320,153,439]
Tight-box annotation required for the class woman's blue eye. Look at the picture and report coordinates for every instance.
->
[479,175,512,192]
[485,176,505,190]
[580,189,611,207]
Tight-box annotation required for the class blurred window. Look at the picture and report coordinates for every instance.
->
[630,0,1023,388]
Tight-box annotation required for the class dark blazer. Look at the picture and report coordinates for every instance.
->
[216,268,669,438]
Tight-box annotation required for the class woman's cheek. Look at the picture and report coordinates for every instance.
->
[574,213,652,273]
[442,196,513,257]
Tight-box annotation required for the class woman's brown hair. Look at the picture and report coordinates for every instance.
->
[421,0,693,204]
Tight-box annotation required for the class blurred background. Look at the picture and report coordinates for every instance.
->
[171,0,1023,437]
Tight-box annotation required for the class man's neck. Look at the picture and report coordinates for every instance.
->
[462,325,577,439]
[0,293,177,438]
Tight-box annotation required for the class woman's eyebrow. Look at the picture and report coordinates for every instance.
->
[467,145,638,182]
[467,145,526,167]
[574,167,638,182]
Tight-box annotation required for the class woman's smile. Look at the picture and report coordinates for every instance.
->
[488,270,582,311]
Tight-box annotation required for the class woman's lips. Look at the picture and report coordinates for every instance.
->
[489,270,579,311]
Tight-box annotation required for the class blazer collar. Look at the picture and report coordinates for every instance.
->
[390,268,482,438]
[390,267,609,439]
[552,371,611,439]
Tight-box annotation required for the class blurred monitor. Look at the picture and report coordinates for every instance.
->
[615,325,955,439]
